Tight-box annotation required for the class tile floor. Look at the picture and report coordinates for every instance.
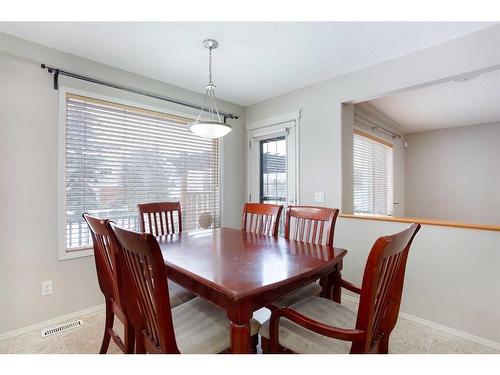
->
[1,299,498,354]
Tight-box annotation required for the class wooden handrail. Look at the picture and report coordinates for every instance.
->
[339,214,500,232]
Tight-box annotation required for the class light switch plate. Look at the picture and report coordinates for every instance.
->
[314,192,325,203]
[41,281,53,296]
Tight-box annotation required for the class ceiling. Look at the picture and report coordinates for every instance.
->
[0,22,495,106]
[365,68,500,133]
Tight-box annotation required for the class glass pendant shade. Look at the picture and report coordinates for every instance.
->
[188,121,232,139]
[189,39,232,139]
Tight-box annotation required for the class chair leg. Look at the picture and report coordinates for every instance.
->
[379,335,389,354]
[123,320,135,354]
[99,299,114,354]
[250,334,258,353]
[134,330,146,354]
[261,337,270,354]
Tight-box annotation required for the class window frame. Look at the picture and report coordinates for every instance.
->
[353,128,394,217]
[57,87,224,260]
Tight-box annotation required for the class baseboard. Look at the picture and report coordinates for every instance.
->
[0,303,105,342]
[341,293,500,351]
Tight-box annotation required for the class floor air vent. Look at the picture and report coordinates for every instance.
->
[41,319,84,337]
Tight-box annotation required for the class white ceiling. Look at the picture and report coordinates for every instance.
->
[365,68,500,133]
[0,22,495,106]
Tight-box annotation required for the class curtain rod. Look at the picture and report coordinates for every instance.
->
[40,63,239,122]
[354,113,401,139]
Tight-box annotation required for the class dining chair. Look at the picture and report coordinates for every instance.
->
[272,206,340,307]
[82,213,135,354]
[260,223,421,354]
[137,201,196,307]
[241,202,284,237]
[109,223,261,354]
[137,201,182,236]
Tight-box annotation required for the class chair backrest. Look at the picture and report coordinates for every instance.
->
[284,206,339,246]
[82,213,122,307]
[241,202,284,237]
[110,223,179,354]
[352,223,421,354]
[138,202,182,236]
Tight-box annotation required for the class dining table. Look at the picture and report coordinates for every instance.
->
[157,227,348,353]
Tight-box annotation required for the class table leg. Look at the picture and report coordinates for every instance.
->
[320,261,343,302]
[229,321,252,353]
[331,267,342,303]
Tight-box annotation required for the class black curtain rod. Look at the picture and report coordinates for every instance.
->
[40,63,238,122]
[354,113,401,139]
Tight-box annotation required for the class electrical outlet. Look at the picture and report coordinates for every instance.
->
[41,281,53,296]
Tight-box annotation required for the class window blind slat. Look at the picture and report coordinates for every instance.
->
[353,132,393,216]
[64,95,220,250]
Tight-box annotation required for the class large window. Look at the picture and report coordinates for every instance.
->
[353,129,393,216]
[62,92,220,256]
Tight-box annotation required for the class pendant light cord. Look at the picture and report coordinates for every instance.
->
[208,47,213,85]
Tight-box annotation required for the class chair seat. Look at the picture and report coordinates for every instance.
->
[172,297,261,354]
[259,296,357,354]
[169,281,197,308]
[273,282,322,307]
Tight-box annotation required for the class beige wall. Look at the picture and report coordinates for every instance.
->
[405,122,500,225]
[246,25,500,344]
[0,33,245,335]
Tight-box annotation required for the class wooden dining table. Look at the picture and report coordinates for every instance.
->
[157,227,347,353]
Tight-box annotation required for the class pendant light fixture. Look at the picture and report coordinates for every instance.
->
[188,39,232,139]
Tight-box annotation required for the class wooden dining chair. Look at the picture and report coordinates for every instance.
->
[284,206,339,246]
[82,213,135,354]
[272,206,340,307]
[260,223,421,354]
[137,201,196,307]
[137,201,182,236]
[109,224,261,354]
[241,202,284,237]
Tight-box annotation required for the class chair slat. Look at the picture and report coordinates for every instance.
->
[159,212,165,235]
[169,211,174,233]
[305,219,312,242]
[311,221,318,243]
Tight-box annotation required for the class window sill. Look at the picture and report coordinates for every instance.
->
[339,213,500,232]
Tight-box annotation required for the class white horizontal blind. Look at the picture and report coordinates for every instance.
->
[353,131,393,216]
[65,94,220,250]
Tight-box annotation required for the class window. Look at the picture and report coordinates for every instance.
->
[259,136,287,205]
[62,92,220,256]
[353,129,393,216]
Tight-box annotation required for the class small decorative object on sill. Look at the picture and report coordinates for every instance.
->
[188,39,232,139]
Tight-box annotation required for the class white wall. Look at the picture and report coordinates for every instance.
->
[405,122,500,225]
[246,25,500,343]
[0,33,245,335]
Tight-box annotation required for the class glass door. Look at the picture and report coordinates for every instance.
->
[248,121,297,236]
